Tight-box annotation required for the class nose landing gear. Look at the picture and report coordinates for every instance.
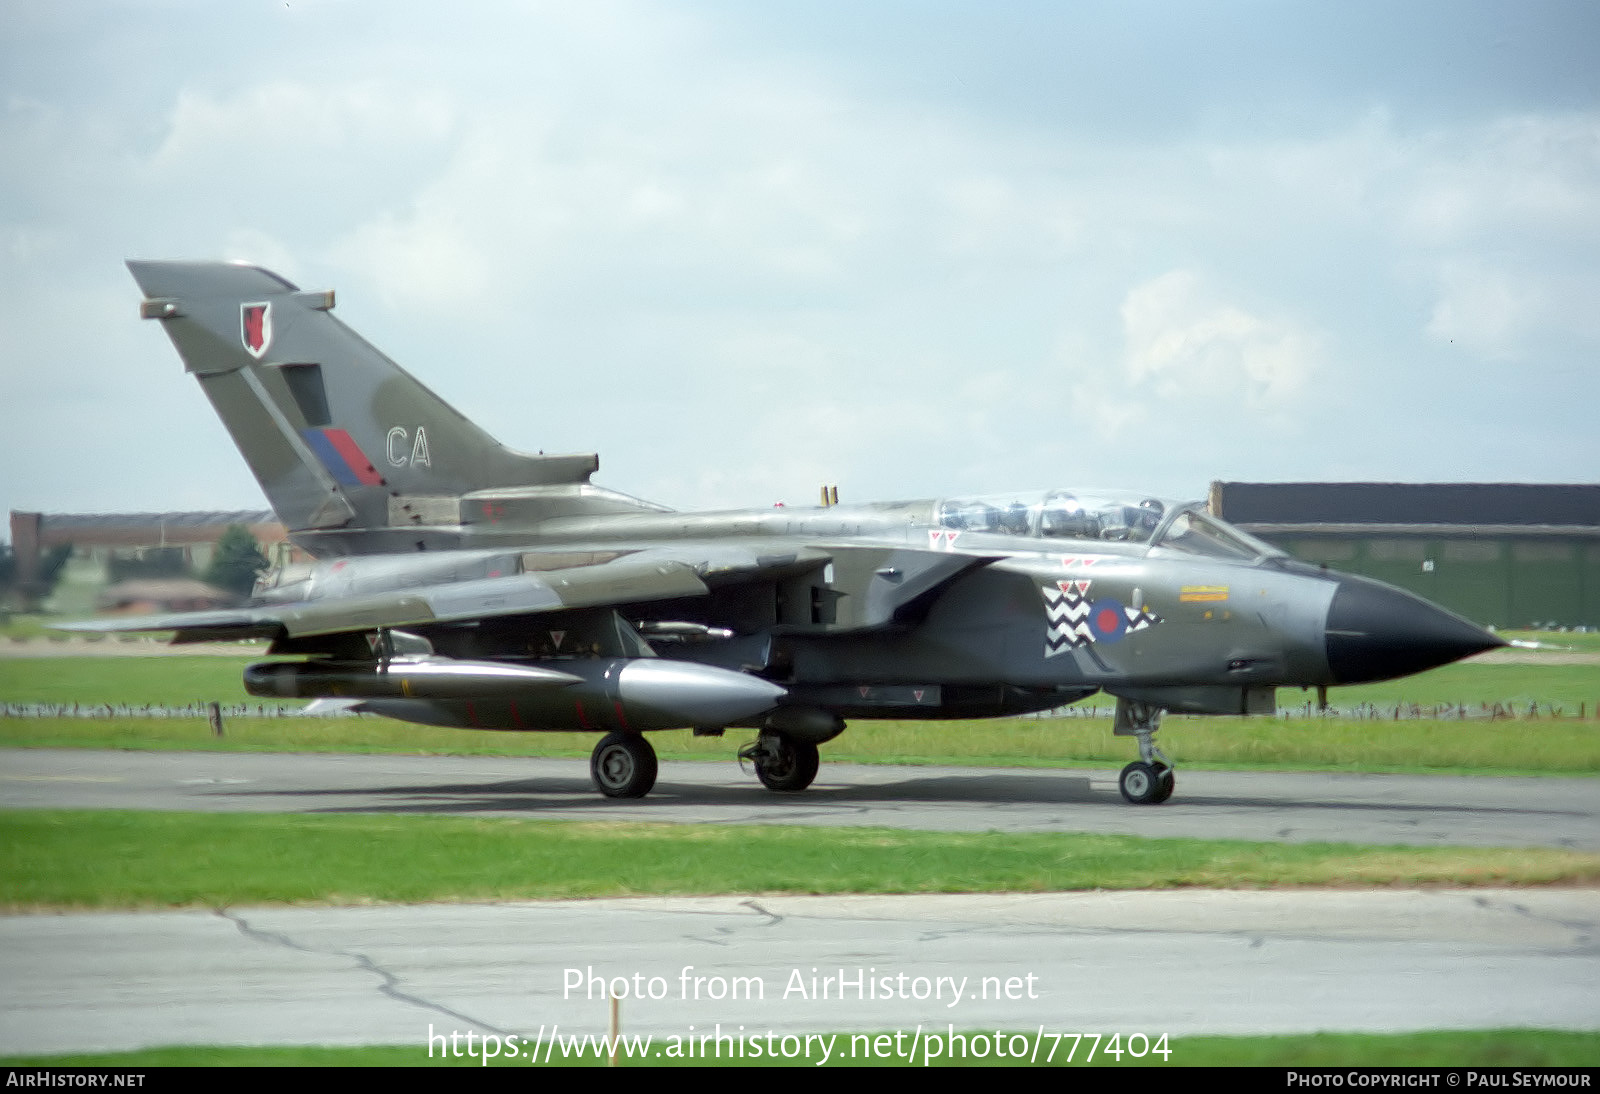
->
[1114,698,1175,805]
[1118,759,1175,805]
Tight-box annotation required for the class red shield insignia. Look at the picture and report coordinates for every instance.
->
[241,302,272,358]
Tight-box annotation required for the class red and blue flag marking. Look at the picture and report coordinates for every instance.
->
[301,428,383,486]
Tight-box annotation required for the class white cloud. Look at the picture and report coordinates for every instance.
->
[144,81,455,176]
[1401,113,1600,244]
[1120,270,1318,409]
[1424,261,1528,357]
[1425,258,1600,360]
[331,208,493,314]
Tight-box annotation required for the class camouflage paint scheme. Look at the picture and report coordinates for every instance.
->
[69,261,1502,803]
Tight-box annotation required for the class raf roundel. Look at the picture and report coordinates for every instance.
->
[1089,598,1130,643]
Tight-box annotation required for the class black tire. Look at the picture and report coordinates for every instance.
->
[754,734,819,793]
[1150,764,1176,804]
[590,733,658,799]
[1118,760,1163,805]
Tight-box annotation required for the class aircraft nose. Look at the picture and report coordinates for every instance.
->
[1324,574,1504,684]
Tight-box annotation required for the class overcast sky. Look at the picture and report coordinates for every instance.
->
[3,0,1597,527]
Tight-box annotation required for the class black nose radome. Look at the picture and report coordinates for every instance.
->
[1325,575,1504,685]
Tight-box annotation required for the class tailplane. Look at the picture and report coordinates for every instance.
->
[128,260,659,554]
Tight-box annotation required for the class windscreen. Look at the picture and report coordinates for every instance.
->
[1152,508,1273,560]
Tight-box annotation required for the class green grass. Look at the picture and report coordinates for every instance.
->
[0,615,49,639]
[4,810,1597,911]
[3,1029,1595,1067]
[1327,660,1600,710]
[0,656,262,705]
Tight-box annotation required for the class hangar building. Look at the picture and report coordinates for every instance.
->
[6,510,291,612]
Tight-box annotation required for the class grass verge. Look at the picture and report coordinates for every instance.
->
[4,810,1597,911]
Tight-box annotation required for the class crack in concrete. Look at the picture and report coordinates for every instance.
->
[1472,894,1599,951]
[217,908,515,1037]
[740,899,782,926]
[679,899,786,946]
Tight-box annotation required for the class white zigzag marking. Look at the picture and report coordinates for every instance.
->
[1041,583,1096,656]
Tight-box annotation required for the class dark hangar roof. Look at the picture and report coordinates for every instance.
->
[1213,483,1600,528]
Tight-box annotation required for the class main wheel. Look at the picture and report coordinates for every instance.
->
[753,734,819,793]
[590,732,658,799]
[1118,760,1167,805]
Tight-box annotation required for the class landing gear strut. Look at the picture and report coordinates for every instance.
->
[590,732,658,799]
[1113,699,1175,805]
[738,732,820,792]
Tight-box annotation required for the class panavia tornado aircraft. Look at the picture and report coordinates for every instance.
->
[74,260,1504,804]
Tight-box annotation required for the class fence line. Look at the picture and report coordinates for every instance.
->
[0,702,342,719]
[2,700,1593,721]
[1023,700,1597,721]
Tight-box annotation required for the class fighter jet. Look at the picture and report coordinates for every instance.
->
[70,260,1504,804]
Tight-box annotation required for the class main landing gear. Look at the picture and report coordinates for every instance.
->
[590,732,658,799]
[588,729,823,800]
[738,732,820,792]
[1113,698,1175,805]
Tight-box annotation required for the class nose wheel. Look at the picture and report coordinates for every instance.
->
[1113,698,1175,805]
[1118,760,1175,804]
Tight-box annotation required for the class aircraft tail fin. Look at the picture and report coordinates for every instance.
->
[127,260,649,553]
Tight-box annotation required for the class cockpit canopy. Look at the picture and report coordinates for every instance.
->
[933,490,1278,561]
[936,491,1167,542]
